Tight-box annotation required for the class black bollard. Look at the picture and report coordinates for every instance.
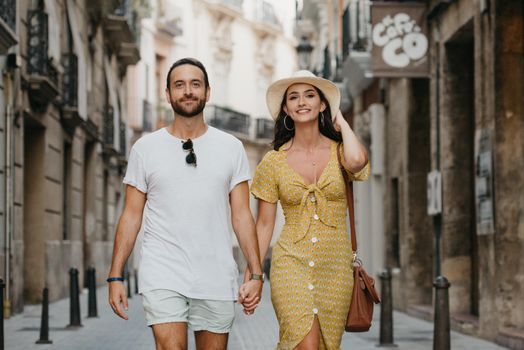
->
[263,257,271,281]
[87,267,98,318]
[35,288,52,344]
[125,267,132,299]
[433,276,450,350]
[67,268,82,328]
[1,279,5,350]
[134,270,139,295]
[378,268,397,347]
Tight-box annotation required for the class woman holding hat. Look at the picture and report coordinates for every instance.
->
[249,70,370,349]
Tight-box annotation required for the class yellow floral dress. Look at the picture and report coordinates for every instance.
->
[251,141,370,350]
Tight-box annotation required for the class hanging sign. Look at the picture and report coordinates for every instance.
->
[371,2,429,77]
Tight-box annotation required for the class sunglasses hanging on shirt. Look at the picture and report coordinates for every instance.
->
[182,139,197,166]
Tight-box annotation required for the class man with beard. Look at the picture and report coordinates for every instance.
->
[107,58,263,350]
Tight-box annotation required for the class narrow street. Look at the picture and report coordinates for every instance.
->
[4,281,508,350]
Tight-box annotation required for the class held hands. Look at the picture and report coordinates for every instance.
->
[108,281,129,320]
[332,110,349,132]
[238,269,263,315]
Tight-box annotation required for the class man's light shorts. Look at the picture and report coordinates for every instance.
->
[142,289,235,333]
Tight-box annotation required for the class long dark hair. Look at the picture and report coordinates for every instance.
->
[272,86,342,150]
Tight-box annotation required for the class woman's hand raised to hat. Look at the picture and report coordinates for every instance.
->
[332,109,349,133]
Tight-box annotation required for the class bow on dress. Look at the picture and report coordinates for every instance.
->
[292,179,338,243]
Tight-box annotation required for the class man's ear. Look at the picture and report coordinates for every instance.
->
[165,88,171,103]
[206,86,211,102]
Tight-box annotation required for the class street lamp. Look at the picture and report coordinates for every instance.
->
[296,35,313,70]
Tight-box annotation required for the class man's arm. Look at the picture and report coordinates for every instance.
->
[229,181,263,312]
[107,185,147,320]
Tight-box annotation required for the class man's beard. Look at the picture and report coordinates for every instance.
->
[171,97,206,118]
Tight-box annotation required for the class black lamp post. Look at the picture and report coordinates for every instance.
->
[296,35,314,70]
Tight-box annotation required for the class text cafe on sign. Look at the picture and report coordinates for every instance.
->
[371,2,429,77]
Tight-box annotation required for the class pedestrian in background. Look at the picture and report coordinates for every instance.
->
[249,70,370,349]
[107,57,263,350]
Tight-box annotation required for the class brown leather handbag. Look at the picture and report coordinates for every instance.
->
[337,145,381,332]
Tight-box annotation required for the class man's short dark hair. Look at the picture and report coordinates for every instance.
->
[166,58,210,89]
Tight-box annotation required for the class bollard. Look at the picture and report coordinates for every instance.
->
[35,288,52,344]
[134,270,139,295]
[1,279,4,350]
[125,268,132,299]
[67,268,82,328]
[263,257,271,281]
[378,268,397,347]
[433,276,450,350]
[87,267,98,318]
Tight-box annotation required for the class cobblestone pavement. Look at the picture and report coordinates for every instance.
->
[4,282,509,349]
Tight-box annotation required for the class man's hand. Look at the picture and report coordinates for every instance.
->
[238,279,263,315]
[108,282,129,320]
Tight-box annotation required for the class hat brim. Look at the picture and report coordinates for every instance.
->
[266,75,340,120]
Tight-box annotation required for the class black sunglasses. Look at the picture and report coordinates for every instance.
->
[182,139,197,166]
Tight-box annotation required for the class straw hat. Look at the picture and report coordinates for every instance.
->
[266,70,340,120]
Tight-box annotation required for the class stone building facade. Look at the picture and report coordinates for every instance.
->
[0,0,140,315]
[298,0,524,348]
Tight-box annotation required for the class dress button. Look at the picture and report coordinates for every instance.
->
[310,196,316,203]
[313,308,319,314]
[313,214,319,220]
[311,237,318,243]
[308,284,314,290]
[309,261,315,267]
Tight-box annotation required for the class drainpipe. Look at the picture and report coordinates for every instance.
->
[3,71,15,318]
[432,19,442,279]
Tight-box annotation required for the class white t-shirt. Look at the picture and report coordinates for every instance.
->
[123,126,251,300]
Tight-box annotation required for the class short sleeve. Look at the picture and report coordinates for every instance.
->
[229,142,251,192]
[346,161,370,181]
[123,147,147,193]
[338,143,371,181]
[250,151,279,204]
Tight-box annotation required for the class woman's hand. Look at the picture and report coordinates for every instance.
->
[332,110,349,132]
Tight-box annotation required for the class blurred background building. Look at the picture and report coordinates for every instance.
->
[0,0,142,315]
[297,0,523,349]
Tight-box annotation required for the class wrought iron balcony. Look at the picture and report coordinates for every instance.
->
[0,0,17,53]
[27,7,59,110]
[81,118,99,140]
[256,118,274,140]
[104,105,115,147]
[103,0,140,68]
[206,105,250,136]
[255,1,280,28]
[60,53,84,135]
[62,53,78,108]
[142,100,153,132]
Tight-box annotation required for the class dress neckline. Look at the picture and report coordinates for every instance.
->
[279,141,336,186]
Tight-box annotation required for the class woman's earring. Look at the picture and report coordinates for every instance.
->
[320,112,325,127]
[284,115,295,131]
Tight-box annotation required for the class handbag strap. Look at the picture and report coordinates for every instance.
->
[336,143,357,255]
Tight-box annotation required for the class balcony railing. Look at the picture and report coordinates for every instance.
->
[255,1,280,28]
[27,9,58,85]
[104,105,114,146]
[256,118,274,140]
[0,0,16,31]
[114,0,139,42]
[207,105,250,136]
[62,53,78,108]
[142,100,153,132]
